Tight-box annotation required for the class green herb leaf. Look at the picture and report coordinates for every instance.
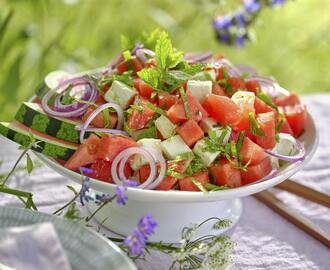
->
[137,68,161,90]
[191,177,208,193]
[179,87,191,119]
[112,71,134,87]
[102,108,110,128]
[155,31,183,70]
[257,92,278,110]
[61,84,74,105]
[185,156,207,176]
[249,112,265,137]
[236,130,245,154]
[122,50,131,61]
[26,154,33,174]
[120,34,134,51]
[146,102,166,116]
[206,183,229,191]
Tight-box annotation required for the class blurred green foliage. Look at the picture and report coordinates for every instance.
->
[0,0,329,120]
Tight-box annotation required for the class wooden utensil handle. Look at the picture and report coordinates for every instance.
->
[276,179,330,208]
[254,190,330,248]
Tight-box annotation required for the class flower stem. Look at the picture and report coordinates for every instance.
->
[53,191,80,215]
[85,195,116,222]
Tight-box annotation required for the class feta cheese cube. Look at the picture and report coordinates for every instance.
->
[193,139,220,166]
[104,80,136,109]
[199,117,217,133]
[155,115,177,139]
[161,135,192,159]
[231,91,255,109]
[187,80,212,102]
[130,138,162,170]
[211,126,231,144]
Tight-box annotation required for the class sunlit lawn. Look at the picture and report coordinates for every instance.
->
[0,0,329,120]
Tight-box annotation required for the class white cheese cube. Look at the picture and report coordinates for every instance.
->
[193,139,220,166]
[161,135,192,159]
[231,91,255,109]
[104,80,136,109]
[276,133,297,156]
[199,117,218,133]
[191,70,216,82]
[130,139,162,170]
[211,126,231,144]
[155,115,176,139]
[186,80,212,102]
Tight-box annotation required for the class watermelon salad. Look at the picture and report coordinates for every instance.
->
[0,31,307,192]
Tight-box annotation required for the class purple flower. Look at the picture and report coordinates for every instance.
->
[217,32,230,43]
[137,214,157,238]
[270,0,285,6]
[123,229,146,257]
[235,35,245,47]
[95,193,112,203]
[123,214,157,256]
[244,0,261,13]
[116,185,128,205]
[79,176,93,206]
[124,179,139,187]
[235,12,246,26]
[213,15,232,29]
[79,166,93,174]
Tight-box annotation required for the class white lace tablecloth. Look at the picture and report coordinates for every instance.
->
[0,94,329,270]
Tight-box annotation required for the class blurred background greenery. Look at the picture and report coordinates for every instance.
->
[0,0,329,120]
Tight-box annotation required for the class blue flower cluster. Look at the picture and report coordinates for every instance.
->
[123,214,157,256]
[79,168,138,206]
[213,0,287,46]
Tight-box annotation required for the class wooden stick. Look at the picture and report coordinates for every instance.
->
[254,190,330,248]
[276,179,330,208]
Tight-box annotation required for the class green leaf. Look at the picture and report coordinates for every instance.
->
[179,87,191,119]
[60,84,74,105]
[249,112,265,137]
[112,71,134,87]
[141,28,161,50]
[155,31,173,70]
[206,183,229,191]
[146,102,166,116]
[236,130,245,154]
[137,68,161,89]
[122,50,131,61]
[102,108,110,128]
[155,31,183,70]
[257,92,278,110]
[26,154,33,174]
[66,185,78,195]
[191,177,208,193]
[0,10,13,45]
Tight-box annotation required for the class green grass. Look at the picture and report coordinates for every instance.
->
[0,0,329,120]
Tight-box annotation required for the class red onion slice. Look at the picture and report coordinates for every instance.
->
[41,76,98,118]
[135,48,156,63]
[184,51,213,64]
[143,147,167,190]
[235,64,258,76]
[75,126,128,137]
[78,102,124,143]
[215,58,242,77]
[265,133,306,162]
[111,147,157,189]
[246,76,290,97]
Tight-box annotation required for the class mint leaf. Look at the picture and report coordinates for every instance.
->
[122,50,131,61]
[179,87,191,119]
[112,71,134,87]
[155,31,183,70]
[137,68,160,89]
[141,28,162,50]
[120,34,134,51]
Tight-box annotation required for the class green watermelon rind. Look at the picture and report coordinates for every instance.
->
[0,122,77,161]
[14,102,90,144]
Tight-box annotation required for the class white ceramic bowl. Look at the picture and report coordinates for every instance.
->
[35,113,318,243]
